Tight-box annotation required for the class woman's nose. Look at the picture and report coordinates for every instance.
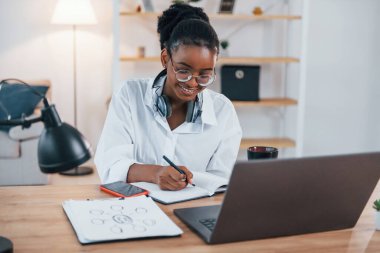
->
[186,76,199,88]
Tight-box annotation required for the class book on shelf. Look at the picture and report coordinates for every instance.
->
[132,172,228,204]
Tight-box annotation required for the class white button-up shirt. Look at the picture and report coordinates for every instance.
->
[95,74,242,184]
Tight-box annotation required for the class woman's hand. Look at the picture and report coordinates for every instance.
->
[155,165,193,191]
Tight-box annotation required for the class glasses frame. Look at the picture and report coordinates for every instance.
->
[169,58,216,87]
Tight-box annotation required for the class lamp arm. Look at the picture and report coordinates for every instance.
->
[0,115,43,128]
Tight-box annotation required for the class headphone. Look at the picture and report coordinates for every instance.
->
[153,70,203,123]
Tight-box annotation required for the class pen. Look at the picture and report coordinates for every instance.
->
[163,155,195,186]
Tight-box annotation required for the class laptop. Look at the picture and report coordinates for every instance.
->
[174,152,380,244]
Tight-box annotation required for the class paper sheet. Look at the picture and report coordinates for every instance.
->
[63,196,182,244]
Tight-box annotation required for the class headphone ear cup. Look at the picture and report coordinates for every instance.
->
[157,95,172,118]
[185,100,196,123]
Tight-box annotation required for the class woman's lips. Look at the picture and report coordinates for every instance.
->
[177,82,199,96]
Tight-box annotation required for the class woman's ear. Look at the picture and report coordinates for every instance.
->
[160,48,169,69]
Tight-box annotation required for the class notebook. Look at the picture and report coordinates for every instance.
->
[62,196,182,244]
[131,172,228,204]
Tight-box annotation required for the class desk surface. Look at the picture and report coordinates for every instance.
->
[1,183,380,253]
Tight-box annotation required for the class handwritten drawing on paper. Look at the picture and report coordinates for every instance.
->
[63,196,182,243]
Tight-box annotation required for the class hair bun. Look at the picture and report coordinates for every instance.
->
[157,3,210,49]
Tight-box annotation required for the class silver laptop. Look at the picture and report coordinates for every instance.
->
[174,152,380,244]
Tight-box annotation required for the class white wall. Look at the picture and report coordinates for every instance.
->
[301,0,380,156]
[0,0,113,155]
[1,0,379,160]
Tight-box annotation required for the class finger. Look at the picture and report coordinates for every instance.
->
[179,166,193,184]
[159,178,177,190]
[157,167,177,190]
[159,167,184,189]
[163,176,185,190]
[177,181,187,190]
[168,167,186,182]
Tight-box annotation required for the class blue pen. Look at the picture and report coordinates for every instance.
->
[163,155,195,186]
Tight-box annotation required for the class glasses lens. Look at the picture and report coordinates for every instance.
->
[175,70,192,82]
[197,74,215,87]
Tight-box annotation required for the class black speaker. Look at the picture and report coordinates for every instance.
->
[221,65,260,101]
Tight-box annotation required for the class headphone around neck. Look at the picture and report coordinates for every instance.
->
[153,70,203,123]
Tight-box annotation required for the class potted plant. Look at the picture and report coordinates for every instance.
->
[373,199,380,230]
[220,40,229,57]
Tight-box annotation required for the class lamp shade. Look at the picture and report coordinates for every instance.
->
[38,105,92,173]
[51,0,97,25]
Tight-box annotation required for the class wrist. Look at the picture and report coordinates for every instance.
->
[128,163,164,184]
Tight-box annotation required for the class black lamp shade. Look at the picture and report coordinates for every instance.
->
[38,122,92,173]
[36,105,92,173]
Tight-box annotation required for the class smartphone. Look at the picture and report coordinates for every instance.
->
[100,181,148,198]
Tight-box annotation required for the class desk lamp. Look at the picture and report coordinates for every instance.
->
[0,79,92,173]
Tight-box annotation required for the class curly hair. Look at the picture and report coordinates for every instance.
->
[157,3,219,55]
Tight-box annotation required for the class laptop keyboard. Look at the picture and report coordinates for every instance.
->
[199,218,217,231]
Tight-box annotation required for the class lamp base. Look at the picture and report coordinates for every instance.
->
[59,166,93,176]
[0,236,13,253]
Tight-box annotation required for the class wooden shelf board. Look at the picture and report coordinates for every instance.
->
[120,11,158,17]
[240,138,296,149]
[120,56,299,63]
[233,98,297,107]
[120,12,301,20]
[219,57,300,64]
[210,14,302,20]
[120,56,160,62]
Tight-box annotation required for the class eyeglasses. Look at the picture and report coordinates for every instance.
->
[170,59,216,87]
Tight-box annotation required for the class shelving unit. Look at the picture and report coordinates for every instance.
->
[113,0,305,157]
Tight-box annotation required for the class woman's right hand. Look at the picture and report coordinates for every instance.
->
[155,165,193,191]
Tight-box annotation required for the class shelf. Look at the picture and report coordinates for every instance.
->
[232,98,297,107]
[120,56,160,62]
[219,57,299,64]
[120,56,299,64]
[119,12,301,21]
[210,14,302,20]
[240,138,296,149]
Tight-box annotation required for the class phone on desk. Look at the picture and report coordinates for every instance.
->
[100,181,149,198]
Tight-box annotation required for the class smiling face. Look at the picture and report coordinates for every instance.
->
[161,45,217,104]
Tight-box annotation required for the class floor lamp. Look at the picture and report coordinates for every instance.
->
[51,0,97,176]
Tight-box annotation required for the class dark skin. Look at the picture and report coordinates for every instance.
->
[127,44,217,191]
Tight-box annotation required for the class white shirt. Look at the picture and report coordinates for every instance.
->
[95,74,242,184]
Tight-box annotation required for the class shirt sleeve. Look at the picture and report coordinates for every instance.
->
[94,85,136,184]
[205,100,242,179]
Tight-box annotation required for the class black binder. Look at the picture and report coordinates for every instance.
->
[221,65,260,101]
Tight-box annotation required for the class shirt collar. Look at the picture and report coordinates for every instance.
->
[200,89,217,126]
[144,70,218,127]
[144,69,166,109]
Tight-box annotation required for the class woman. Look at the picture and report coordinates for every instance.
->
[95,3,242,191]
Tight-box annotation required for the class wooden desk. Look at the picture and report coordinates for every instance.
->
[1,183,380,253]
